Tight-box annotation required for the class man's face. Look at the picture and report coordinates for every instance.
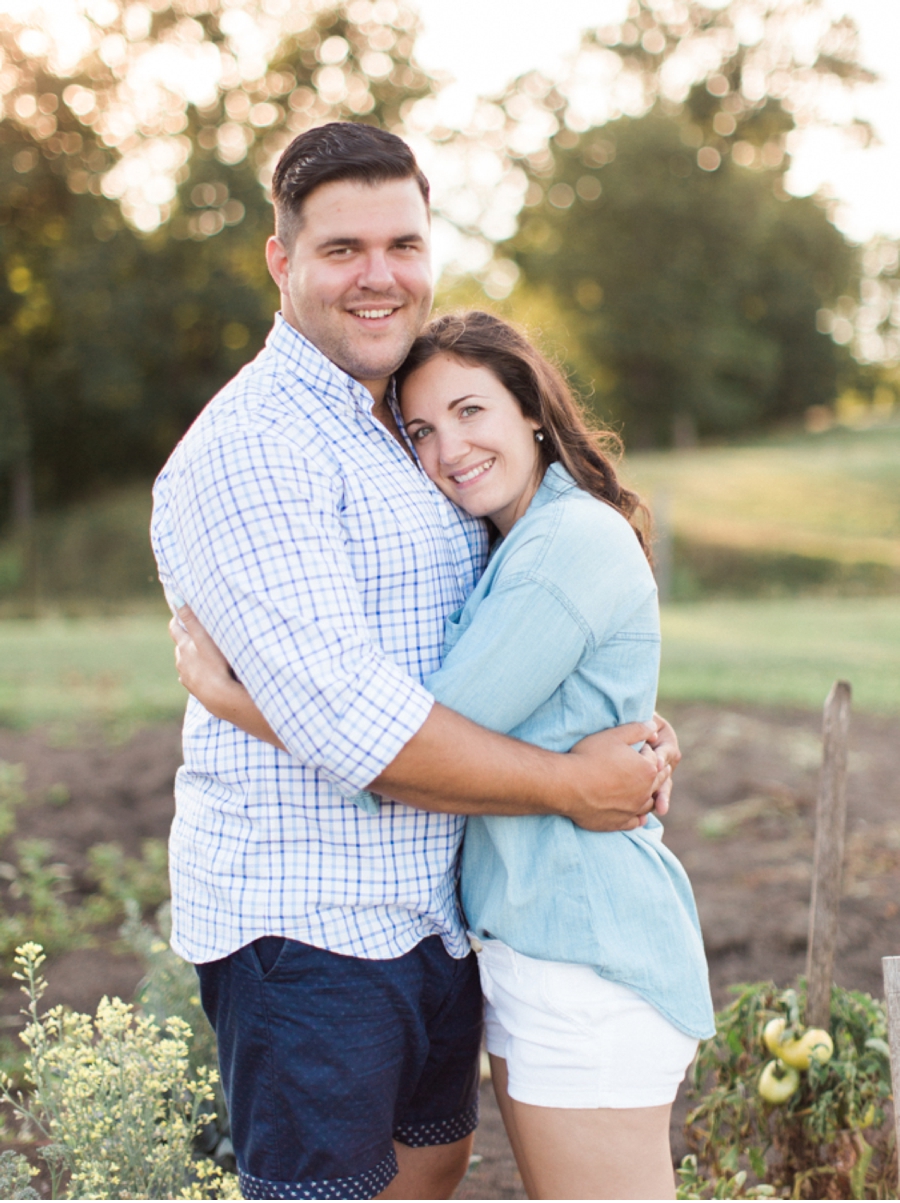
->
[266,177,433,400]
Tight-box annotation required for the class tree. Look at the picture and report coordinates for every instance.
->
[473,0,878,445]
[0,0,436,530]
[504,111,859,445]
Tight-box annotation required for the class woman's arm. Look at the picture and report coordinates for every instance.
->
[170,608,287,751]
[169,604,672,829]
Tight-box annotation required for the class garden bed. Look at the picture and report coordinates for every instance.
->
[0,700,897,1197]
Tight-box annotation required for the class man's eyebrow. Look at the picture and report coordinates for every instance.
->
[317,236,364,250]
[316,233,427,251]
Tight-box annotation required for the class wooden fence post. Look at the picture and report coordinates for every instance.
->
[805,680,852,1029]
[882,956,900,1188]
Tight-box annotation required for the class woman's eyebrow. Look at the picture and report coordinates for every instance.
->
[404,394,482,427]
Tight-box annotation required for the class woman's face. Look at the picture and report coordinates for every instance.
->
[400,353,543,535]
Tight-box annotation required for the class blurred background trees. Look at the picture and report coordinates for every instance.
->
[453,0,885,446]
[0,0,898,607]
[0,0,433,527]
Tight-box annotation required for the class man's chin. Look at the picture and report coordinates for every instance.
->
[336,342,417,388]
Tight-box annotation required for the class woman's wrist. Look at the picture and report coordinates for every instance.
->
[200,672,247,724]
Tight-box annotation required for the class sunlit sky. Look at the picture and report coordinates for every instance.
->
[414,0,900,248]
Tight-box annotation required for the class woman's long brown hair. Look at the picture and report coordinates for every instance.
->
[397,310,652,559]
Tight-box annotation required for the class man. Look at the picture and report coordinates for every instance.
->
[152,122,677,1201]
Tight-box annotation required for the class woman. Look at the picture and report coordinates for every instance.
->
[172,311,714,1199]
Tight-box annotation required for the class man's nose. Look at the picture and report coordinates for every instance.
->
[357,249,394,291]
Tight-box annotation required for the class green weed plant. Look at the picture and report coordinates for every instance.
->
[0,838,169,962]
[683,980,895,1199]
[83,839,170,926]
[0,761,26,839]
[0,943,239,1200]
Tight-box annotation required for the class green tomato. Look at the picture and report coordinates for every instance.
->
[763,1017,786,1055]
[758,1058,800,1104]
[778,1027,834,1071]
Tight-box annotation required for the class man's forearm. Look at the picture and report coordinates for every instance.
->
[169,609,666,833]
[369,702,662,833]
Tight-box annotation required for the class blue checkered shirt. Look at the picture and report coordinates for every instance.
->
[151,315,488,965]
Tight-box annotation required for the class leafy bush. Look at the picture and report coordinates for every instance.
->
[123,903,233,1169]
[684,980,895,1199]
[0,1149,39,1200]
[0,943,239,1200]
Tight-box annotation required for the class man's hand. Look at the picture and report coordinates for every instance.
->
[566,721,669,831]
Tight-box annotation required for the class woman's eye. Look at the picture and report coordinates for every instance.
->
[460,405,481,417]
[412,426,432,441]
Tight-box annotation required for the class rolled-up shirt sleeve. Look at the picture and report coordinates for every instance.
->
[164,428,434,793]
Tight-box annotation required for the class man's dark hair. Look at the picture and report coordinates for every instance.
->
[272,122,430,243]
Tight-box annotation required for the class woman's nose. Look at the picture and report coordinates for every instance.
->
[438,428,470,466]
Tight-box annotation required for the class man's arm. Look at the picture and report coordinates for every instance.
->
[170,604,668,833]
[370,703,663,831]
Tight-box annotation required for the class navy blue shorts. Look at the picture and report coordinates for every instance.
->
[196,934,483,1200]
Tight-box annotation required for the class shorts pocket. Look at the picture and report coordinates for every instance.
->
[536,960,609,1037]
[250,936,287,979]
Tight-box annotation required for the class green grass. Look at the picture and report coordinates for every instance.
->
[660,597,900,713]
[624,423,900,569]
[0,612,184,738]
[0,599,896,737]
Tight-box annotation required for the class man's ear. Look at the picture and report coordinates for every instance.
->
[266,235,289,292]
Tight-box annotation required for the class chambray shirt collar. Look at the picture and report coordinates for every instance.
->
[529,461,578,509]
[266,311,381,417]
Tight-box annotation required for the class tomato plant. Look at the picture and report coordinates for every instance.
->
[683,980,895,1199]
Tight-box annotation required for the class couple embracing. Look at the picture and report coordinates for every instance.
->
[152,121,715,1201]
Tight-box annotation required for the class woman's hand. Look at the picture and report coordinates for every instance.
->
[646,712,681,816]
[168,606,286,750]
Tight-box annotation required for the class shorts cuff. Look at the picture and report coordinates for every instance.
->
[393,1101,479,1147]
[238,1150,398,1200]
[508,1082,681,1109]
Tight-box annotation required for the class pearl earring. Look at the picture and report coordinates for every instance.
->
[535,430,545,443]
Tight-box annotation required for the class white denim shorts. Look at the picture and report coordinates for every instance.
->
[476,938,699,1109]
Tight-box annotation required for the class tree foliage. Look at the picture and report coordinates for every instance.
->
[505,112,859,445]
[492,0,875,445]
[0,0,434,521]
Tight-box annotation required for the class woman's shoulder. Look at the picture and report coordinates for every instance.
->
[514,468,648,570]
[489,467,656,633]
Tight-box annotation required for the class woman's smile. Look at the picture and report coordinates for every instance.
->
[400,354,543,535]
[450,457,495,486]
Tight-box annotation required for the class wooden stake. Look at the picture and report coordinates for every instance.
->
[882,956,900,1188]
[805,680,852,1029]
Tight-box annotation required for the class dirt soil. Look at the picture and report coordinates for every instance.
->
[0,700,898,1198]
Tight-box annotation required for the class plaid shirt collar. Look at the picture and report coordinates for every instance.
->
[266,311,385,419]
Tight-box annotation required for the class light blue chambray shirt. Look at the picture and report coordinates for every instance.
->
[151,315,488,965]
[356,462,714,1039]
